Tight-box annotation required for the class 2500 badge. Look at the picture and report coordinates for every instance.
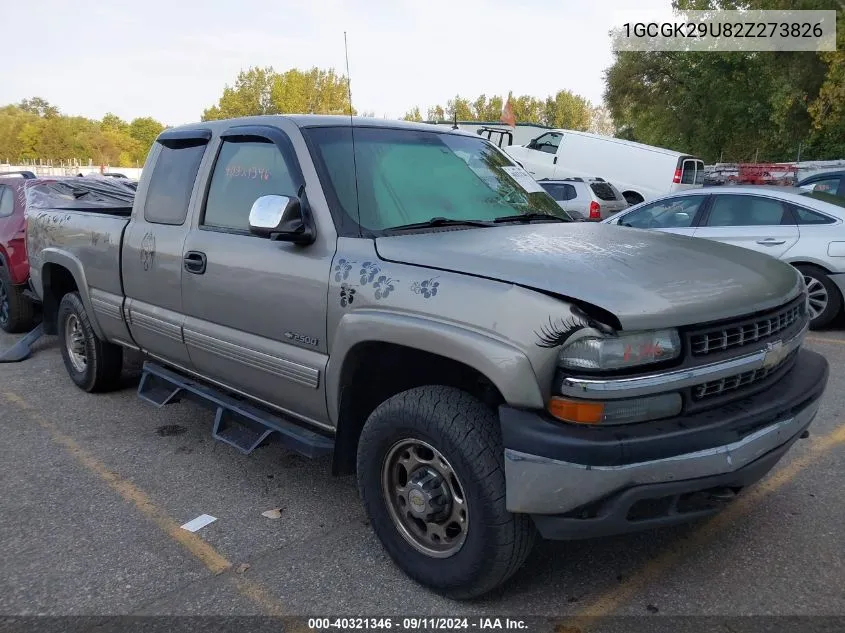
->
[284,331,319,347]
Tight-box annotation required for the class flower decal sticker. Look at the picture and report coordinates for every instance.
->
[339,284,356,307]
[373,276,397,300]
[411,278,440,298]
[334,258,353,282]
[359,262,381,285]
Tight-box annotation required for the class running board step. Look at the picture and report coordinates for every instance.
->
[137,361,334,458]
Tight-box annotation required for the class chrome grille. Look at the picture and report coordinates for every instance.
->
[690,300,804,356]
[692,350,797,400]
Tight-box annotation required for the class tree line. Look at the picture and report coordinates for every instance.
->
[0,98,165,168]
[5,5,844,170]
[604,0,845,163]
[401,91,616,136]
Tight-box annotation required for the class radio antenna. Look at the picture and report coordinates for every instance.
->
[343,31,362,235]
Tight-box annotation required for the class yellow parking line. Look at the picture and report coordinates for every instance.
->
[806,336,845,346]
[560,422,845,630]
[2,391,288,617]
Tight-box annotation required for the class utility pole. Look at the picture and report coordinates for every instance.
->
[796,142,802,164]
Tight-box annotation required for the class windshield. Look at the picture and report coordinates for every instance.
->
[302,126,572,234]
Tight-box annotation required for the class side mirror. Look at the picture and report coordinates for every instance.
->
[248,195,315,245]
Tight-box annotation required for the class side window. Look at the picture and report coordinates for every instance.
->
[540,183,567,201]
[800,177,840,194]
[620,195,706,228]
[144,141,208,225]
[202,140,298,232]
[792,206,836,225]
[705,195,788,227]
[0,186,13,217]
[530,132,562,154]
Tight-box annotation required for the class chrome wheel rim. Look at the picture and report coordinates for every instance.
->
[0,279,8,327]
[64,313,87,372]
[381,438,468,558]
[804,275,829,320]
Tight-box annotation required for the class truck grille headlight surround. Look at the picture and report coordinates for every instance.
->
[548,393,683,426]
[558,329,682,371]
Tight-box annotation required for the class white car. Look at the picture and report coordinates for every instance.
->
[602,185,845,329]
[504,129,705,205]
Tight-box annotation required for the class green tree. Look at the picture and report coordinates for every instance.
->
[202,66,354,121]
[18,97,59,118]
[402,107,423,121]
[543,90,591,129]
[427,105,446,120]
[446,95,474,120]
[605,0,844,161]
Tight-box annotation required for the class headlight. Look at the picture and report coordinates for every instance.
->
[558,329,682,371]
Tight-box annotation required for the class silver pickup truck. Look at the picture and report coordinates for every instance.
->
[26,116,829,599]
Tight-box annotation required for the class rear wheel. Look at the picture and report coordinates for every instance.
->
[357,386,536,599]
[57,292,123,392]
[0,267,35,334]
[797,264,842,330]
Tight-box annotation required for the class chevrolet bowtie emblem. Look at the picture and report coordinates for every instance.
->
[761,340,787,369]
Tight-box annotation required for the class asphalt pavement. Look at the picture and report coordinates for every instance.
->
[1,326,844,629]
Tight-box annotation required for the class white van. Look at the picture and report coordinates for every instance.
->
[504,129,705,205]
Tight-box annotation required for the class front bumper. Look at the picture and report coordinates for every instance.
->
[500,349,828,539]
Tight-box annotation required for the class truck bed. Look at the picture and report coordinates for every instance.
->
[27,208,131,331]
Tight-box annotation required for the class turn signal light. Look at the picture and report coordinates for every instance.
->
[547,397,604,425]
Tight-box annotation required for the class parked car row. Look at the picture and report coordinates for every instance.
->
[603,186,845,329]
[13,115,829,600]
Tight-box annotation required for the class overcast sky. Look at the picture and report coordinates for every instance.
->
[2,0,673,126]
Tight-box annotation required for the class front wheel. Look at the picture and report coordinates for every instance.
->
[58,292,123,392]
[797,265,842,330]
[356,386,536,599]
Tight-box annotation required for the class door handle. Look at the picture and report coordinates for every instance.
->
[183,251,207,274]
[756,238,786,246]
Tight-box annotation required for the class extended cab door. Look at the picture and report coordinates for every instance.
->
[122,129,212,367]
[180,123,334,428]
[692,192,799,258]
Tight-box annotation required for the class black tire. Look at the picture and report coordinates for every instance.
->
[623,191,644,205]
[357,386,536,600]
[796,264,842,330]
[57,292,123,392]
[0,267,35,334]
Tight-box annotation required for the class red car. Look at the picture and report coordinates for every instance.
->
[0,172,137,333]
[0,171,38,333]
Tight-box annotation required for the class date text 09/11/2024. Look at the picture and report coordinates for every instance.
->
[307,618,529,630]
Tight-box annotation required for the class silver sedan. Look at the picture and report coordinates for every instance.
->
[602,185,845,329]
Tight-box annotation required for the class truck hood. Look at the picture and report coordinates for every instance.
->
[374,223,803,331]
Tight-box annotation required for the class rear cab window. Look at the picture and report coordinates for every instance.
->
[144,136,209,225]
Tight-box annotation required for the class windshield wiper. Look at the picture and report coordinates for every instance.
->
[387,217,495,232]
[493,213,570,224]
